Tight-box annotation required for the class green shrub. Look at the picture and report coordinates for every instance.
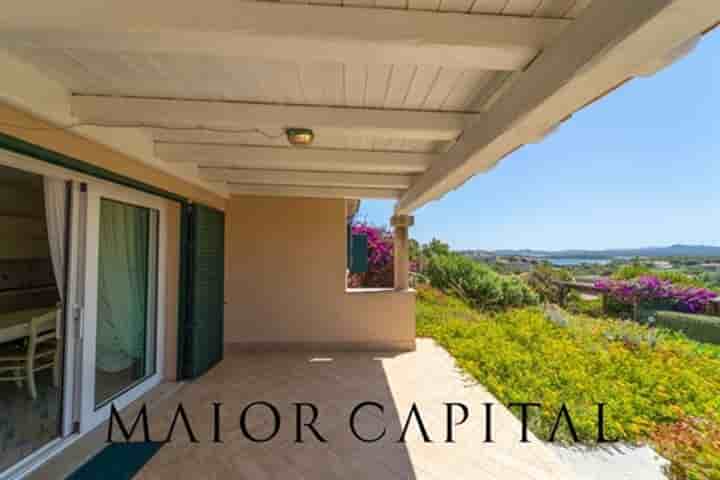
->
[655,271,710,289]
[526,264,573,303]
[654,311,720,345]
[613,264,710,289]
[424,252,538,310]
[566,295,604,317]
[613,263,652,280]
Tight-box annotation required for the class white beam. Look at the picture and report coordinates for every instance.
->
[397,0,720,213]
[71,96,474,142]
[200,168,413,189]
[155,144,432,174]
[0,1,570,70]
[227,184,403,200]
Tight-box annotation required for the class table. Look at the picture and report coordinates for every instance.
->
[0,307,57,344]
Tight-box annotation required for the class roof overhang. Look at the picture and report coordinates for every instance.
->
[395,0,719,213]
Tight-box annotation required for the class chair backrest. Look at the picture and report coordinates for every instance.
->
[28,309,59,359]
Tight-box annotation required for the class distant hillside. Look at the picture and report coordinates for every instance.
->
[488,245,720,258]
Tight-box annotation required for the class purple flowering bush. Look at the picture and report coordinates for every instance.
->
[348,223,394,288]
[594,276,718,314]
[351,223,393,270]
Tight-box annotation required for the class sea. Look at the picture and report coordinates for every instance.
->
[549,258,612,266]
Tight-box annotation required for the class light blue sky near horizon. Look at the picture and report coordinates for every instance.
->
[358,30,720,252]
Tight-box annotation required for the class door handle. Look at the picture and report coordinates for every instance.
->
[73,304,84,341]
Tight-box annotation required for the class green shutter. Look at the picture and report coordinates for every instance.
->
[346,224,352,270]
[350,234,369,274]
[181,204,225,379]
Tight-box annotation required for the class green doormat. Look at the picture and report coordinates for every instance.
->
[66,442,164,480]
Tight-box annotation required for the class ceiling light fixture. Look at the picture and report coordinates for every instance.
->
[286,127,314,146]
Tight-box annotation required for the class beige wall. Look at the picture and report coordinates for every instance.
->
[225,195,415,351]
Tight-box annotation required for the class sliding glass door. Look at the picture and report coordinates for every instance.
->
[81,184,165,431]
[0,163,67,475]
[0,149,171,476]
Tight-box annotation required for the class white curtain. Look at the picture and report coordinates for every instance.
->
[96,200,149,373]
[43,177,67,301]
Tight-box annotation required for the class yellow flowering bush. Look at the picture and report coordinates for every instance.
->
[416,286,720,479]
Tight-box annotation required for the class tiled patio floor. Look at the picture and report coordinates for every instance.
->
[135,339,577,479]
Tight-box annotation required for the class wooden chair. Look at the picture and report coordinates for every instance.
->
[0,309,60,400]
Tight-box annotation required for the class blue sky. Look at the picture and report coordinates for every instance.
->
[358,30,720,252]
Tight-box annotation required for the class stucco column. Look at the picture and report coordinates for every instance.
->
[391,214,414,291]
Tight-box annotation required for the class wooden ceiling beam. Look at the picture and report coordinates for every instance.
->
[1,1,570,70]
[156,143,433,175]
[70,95,475,142]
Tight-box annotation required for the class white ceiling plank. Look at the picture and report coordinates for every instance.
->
[502,0,542,16]
[344,64,367,107]
[228,61,305,104]
[5,47,105,93]
[407,0,441,10]
[438,0,475,13]
[0,2,571,71]
[384,65,417,108]
[422,68,464,110]
[470,0,509,14]
[60,49,127,93]
[156,143,433,174]
[440,70,495,111]
[402,65,441,109]
[141,52,204,99]
[71,95,474,141]
[397,0,720,213]
[298,62,344,106]
[227,184,404,200]
[534,0,575,18]
[177,55,237,101]
[466,70,516,111]
[364,64,393,108]
[564,0,592,18]
[200,168,414,188]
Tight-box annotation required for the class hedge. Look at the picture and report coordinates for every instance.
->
[653,311,720,344]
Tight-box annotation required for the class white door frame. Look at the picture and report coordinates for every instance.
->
[80,181,167,433]
[0,148,172,478]
[0,150,80,479]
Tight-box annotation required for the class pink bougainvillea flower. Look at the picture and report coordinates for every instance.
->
[594,276,717,313]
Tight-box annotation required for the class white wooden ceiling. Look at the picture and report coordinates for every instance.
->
[2,0,714,206]
[2,0,588,114]
[0,0,582,201]
[7,48,499,113]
